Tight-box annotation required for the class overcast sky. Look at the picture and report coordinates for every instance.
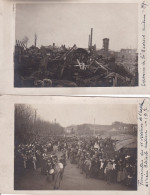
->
[31,104,137,127]
[15,3,138,50]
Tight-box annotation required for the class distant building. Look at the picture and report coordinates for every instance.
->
[118,49,137,61]
[103,38,109,57]
[115,49,138,76]
[97,44,138,77]
[65,125,78,134]
[95,38,110,58]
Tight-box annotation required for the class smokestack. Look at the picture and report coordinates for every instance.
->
[90,28,93,47]
[88,34,91,49]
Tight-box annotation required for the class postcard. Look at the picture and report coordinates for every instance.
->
[0,0,150,95]
[0,96,149,194]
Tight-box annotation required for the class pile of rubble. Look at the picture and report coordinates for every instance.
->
[14,41,135,87]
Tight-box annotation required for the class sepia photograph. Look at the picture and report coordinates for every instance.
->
[14,101,137,190]
[14,3,138,88]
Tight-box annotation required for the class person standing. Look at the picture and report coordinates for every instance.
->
[106,160,113,184]
[99,159,105,180]
[112,160,117,183]
[117,159,124,183]
[23,154,27,169]
[84,157,91,178]
[33,155,37,170]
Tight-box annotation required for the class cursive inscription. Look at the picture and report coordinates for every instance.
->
[140,1,148,86]
[138,99,149,188]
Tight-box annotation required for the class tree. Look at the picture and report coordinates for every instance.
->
[15,104,35,145]
[15,104,65,145]
[34,119,64,137]
[22,36,29,48]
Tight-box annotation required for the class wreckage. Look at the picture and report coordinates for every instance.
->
[14,30,136,87]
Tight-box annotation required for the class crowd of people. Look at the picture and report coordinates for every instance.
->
[66,136,137,188]
[15,135,137,189]
[15,138,65,175]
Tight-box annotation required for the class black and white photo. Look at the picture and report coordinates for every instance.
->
[14,100,137,190]
[14,3,138,87]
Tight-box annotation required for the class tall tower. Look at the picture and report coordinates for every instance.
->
[103,38,109,57]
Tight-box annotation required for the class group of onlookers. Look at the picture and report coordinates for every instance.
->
[15,135,137,189]
[66,136,137,188]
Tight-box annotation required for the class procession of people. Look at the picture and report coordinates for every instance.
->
[15,135,137,190]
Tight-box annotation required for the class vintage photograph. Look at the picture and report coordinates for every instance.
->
[14,102,137,190]
[14,3,138,88]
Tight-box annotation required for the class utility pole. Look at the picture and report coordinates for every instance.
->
[34,33,37,47]
[34,109,37,124]
[94,118,96,136]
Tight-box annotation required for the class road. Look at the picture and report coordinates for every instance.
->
[15,151,134,191]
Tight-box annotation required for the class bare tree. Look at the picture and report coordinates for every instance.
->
[22,36,29,48]
[15,104,34,144]
[15,104,65,145]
